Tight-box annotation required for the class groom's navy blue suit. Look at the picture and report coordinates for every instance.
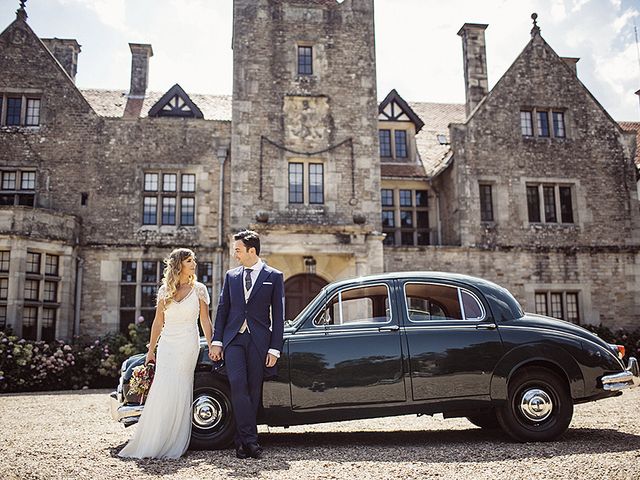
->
[213,263,285,447]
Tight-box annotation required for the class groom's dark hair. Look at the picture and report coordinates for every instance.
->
[234,230,261,255]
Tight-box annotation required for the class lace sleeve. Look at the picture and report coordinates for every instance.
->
[196,282,210,306]
[156,285,168,305]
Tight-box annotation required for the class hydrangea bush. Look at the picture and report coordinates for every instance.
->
[0,323,150,393]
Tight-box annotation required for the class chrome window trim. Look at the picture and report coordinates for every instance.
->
[312,282,392,329]
[402,281,486,323]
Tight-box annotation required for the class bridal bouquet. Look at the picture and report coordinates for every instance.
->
[128,361,155,403]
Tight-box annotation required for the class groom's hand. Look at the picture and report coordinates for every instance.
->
[210,345,223,361]
[265,353,278,368]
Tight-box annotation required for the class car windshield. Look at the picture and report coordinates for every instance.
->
[287,288,325,327]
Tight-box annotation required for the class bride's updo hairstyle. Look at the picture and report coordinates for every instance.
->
[160,248,197,308]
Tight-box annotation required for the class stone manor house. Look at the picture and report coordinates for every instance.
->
[0,0,639,341]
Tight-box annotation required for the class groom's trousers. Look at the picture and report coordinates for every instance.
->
[225,331,264,447]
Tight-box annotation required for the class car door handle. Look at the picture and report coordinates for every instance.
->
[476,323,497,330]
[379,325,400,332]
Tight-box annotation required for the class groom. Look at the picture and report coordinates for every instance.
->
[210,230,285,459]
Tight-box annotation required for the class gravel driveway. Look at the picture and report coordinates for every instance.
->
[1,387,639,480]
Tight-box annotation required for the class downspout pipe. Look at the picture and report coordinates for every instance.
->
[73,256,84,340]
[216,146,229,294]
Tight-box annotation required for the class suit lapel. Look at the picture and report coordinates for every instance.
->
[247,265,272,304]
[231,267,245,304]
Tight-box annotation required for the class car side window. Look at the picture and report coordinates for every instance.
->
[313,284,391,327]
[461,290,484,320]
[405,283,485,321]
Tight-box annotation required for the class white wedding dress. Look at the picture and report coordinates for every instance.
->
[118,281,210,459]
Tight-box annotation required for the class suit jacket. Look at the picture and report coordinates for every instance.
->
[213,263,285,373]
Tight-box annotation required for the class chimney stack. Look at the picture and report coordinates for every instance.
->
[457,23,489,118]
[561,57,579,76]
[128,43,153,98]
[42,38,81,83]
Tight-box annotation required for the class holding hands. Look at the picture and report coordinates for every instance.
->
[209,345,223,362]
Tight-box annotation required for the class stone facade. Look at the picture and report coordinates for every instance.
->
[0,2,638,340]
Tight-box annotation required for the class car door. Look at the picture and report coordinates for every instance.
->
[401,280,504,401]
[288,281,406,410]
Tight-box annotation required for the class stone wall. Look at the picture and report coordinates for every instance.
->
[384,246,640,329]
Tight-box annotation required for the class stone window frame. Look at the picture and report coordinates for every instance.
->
[287,159,325,205]
[0,250,9,330]
[520,107,568,139]
[119,258,214,334]
[525,182,575,225]
[297,45,313,76]
[478,182,495,223]
[0,169,36,207]
[141,170,196,227]
[534,290,580,324]
[22,250,60,341]
[0,91,43,128]
[381,187,430,247]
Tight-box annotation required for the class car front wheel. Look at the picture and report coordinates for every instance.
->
[189,372,235,450]
[496,367,573,442]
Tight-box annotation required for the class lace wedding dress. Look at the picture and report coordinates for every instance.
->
[118,282,210,459]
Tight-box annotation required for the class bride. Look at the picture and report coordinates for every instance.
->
[119,248,214,459]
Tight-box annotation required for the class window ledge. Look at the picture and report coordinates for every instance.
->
[0,126,41,133]
[528,222,578,229]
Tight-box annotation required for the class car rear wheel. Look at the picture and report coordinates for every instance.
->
[497,367,573,442]
[466,410,500,429]
[189,373,235,450]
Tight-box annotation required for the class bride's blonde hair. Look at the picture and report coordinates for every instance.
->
[159,248,197,308]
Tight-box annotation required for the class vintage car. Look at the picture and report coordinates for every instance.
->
[110,272,639,448]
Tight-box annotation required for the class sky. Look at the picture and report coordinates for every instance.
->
[1,0,639,121]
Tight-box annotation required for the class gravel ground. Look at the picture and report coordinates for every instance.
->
[0,387,639,480]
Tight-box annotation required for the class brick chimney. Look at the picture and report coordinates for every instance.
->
[128,43,153,98]
[457,23,489,118]
[561,57,579,76]
[42,38,81,83]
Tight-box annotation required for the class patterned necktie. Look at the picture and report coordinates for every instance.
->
[244,268,253,291]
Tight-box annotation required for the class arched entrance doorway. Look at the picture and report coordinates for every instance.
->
[285,274,328,320]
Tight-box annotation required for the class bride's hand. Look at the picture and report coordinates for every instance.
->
[145,351,156,365]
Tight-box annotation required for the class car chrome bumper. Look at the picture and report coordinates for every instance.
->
[602,357,640,391]
[109,391,143,426]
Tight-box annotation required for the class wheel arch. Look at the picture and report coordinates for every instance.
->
[490,343,585,401]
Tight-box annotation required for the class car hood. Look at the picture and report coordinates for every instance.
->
[515,313,613,351]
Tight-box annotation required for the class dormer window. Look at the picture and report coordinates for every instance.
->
[379,130,391,157]
[378,89,425,162]
[297,46,313,75]
[395,130,408,158]
[147,84,204,119]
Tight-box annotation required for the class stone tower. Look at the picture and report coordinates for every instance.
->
[230,0,383,312]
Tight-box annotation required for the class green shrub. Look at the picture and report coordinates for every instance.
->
[0,323,150,393]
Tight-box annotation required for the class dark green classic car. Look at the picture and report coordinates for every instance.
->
[110,272,639,448]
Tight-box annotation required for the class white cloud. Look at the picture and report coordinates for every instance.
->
[612,8,639,33]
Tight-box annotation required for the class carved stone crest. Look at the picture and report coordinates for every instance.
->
[283,95,330,144]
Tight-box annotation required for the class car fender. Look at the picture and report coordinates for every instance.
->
[490,342,585,401]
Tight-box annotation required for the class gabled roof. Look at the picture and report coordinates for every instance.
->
[465,30,627,138]
[619,121,640,168]
[148,83,204,118]
[378,89,425,134]
[81,89,232,121]
[0,13,95,115]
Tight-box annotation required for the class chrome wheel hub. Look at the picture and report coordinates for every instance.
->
[192,395,223,430]
[519,388,553,422]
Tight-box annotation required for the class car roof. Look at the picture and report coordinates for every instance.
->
[329,271,500,290]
